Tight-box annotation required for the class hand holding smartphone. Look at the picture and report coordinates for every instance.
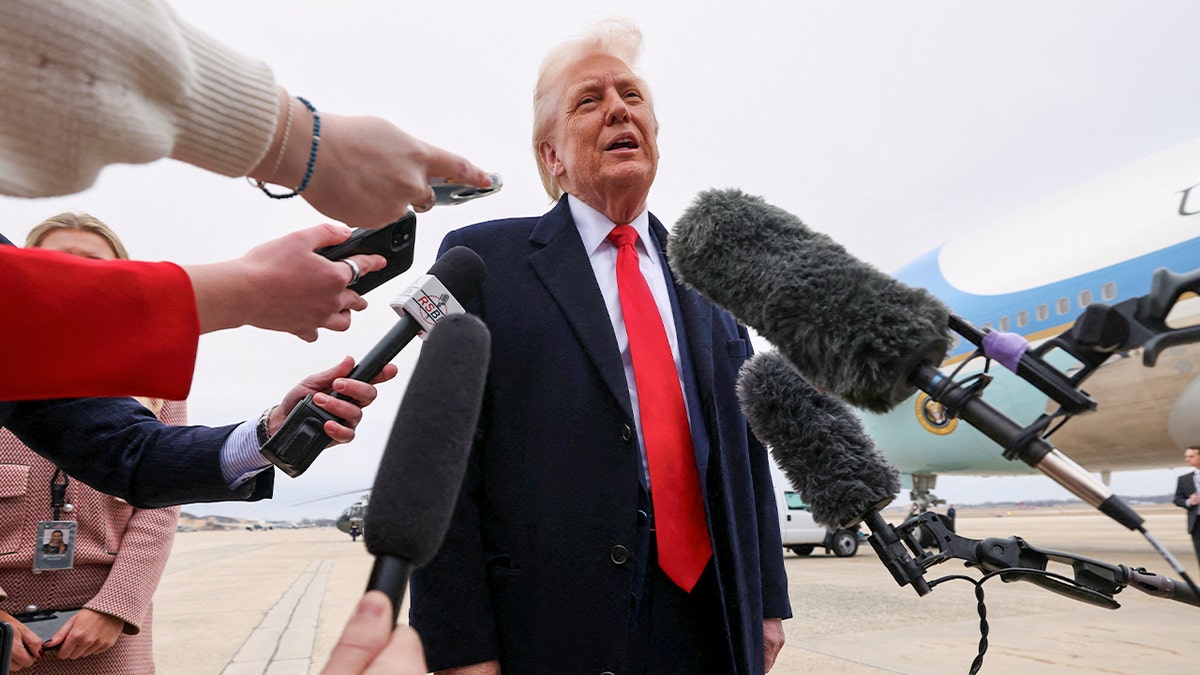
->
[316,212,417,295]
[315,173,500,294]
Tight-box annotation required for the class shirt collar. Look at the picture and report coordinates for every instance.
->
[568,195,654,264]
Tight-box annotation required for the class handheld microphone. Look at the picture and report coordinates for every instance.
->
[260,246,486,477]
[363,312,491,622]
[738,350,899,530]
[670,188,1144,532]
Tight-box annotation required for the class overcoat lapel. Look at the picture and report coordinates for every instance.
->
[528,199,632,416]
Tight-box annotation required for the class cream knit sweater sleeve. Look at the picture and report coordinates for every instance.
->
[0,0,278,197]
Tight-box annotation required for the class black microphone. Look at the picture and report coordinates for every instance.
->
[670,188,1144,532]
[363,312,491,622]
[261,246,486,477]
[738,350,899,530]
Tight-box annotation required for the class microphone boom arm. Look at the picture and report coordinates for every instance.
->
[949,314,1097,415]
[916,266,1200,532]
[865,512,1200,610]
[908,362,1145,530]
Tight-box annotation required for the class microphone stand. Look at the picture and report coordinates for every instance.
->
[863,511,931,596]
[863,510,1200,673]
[901,265,1200,592]
[907,361,1145,531]
[866,511,1200,610]
[859,268,1200,670]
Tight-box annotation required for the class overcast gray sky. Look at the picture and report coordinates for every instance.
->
[6,1,1200,520]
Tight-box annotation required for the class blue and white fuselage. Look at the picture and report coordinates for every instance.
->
[859,136,1200,485]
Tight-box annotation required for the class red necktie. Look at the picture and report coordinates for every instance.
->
[607,224,712,592]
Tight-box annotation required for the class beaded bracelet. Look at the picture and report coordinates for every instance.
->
[255,96,321,199]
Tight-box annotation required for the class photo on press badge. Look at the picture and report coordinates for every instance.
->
[33,521,76,571]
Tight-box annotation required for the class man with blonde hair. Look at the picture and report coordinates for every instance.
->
[410,19,790,674]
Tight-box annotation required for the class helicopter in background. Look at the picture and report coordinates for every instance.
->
[295,489,370,539]
[337,494,368,539]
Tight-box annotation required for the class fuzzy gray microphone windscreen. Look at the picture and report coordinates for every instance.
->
[669,188,953,413]
[365,312,490,566]
[739,350,900,529]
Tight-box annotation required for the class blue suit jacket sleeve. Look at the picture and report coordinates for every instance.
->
[3,397,272,508]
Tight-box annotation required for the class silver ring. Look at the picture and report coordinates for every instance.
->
[342,258,361,287]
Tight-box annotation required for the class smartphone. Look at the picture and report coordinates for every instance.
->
[0,619,11,673]
[11,609,79,644]
[430,173,503,205]
[316,212,417,294]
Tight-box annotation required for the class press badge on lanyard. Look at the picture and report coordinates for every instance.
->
[33,521,76,572]
[34,468,76,572]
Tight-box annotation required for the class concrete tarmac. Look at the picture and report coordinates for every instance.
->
[152,504,1200,674]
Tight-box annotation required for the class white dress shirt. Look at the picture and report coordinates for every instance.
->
[569,195,693,487]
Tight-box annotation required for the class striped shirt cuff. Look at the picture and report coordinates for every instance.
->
[221,420,273,489]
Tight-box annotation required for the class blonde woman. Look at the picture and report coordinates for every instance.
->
[0,213,182,673]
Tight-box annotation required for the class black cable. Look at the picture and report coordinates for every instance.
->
[929,566,1088,673]
[930,573,989,673]
[969,580,988,675]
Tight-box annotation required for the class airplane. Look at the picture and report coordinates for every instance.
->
[854,135,1200,511]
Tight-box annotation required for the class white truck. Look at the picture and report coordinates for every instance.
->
[771,462,860,557]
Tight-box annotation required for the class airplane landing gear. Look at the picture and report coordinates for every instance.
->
[907,474,945,547]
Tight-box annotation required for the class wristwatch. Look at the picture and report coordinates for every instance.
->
[256,406,277,447]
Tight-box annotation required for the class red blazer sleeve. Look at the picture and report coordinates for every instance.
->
[0,247,199,400]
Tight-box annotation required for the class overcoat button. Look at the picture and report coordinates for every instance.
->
[610,545,629,565]
[621,424,632,441]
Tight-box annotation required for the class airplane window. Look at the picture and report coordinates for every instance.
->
[1057,298,1069,315]
[1037,304,1049,321]
[1017,310,1029,327]
[1102,282,1117,301]
[999,316,1010,331]
[1079,290,1093,307]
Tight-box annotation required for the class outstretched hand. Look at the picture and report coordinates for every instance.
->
[270,356,400,444]
[249,88,492,230]
[301,114,493,227]
[185,223,387,342]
